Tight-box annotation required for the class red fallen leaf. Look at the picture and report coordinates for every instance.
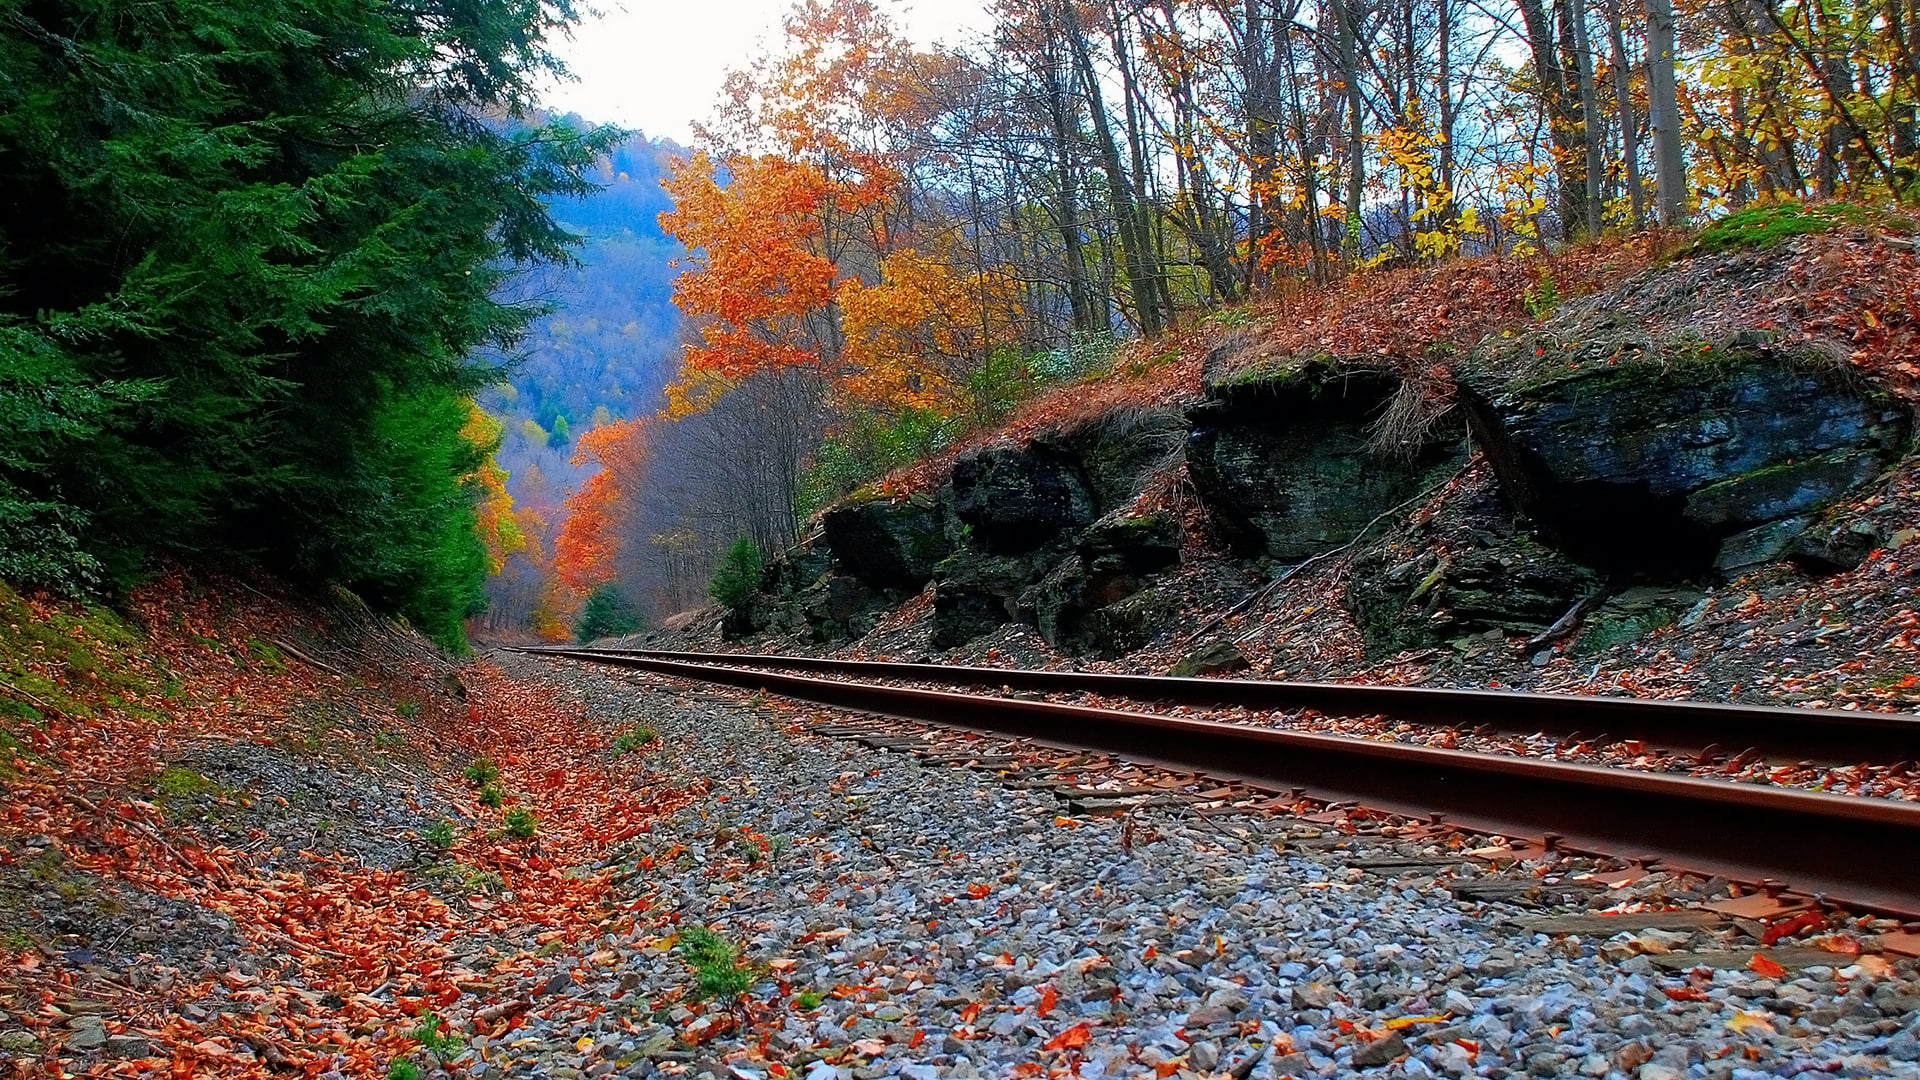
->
[1037,984,1058,1018]
[1453,1038,1479,1059]
[1043,1021,1092,1051]
[908,1029,926,1049]
[1748,953,1786,979]
[1142,945,1157,962]
[1807,933,1861,956]
[967,883,990,899]
[1764,910,1826,945]
[958,1002,982,1025]
[1664,986,1710,1001]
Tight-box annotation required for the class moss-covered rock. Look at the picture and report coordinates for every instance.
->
[820,496,949,593]
[1344,480,1603,656]
[930,552,1040,649]
[945,443,1097,555]
[1461,346,1911,576]
[1186,361,1466,562]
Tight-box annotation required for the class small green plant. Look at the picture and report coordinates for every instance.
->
[613,725,658,755]
[477,782,504,808]
[419,819,455,851]
[373,730,407,750]
[503,805,538,838]
[1521,265,1560,319]
[707,536,764,616]
[795,989,824,1010]
[410,1012,462,1058]
[387,1060,421,1080]
[396,700,419,719]
[677,925,755,1001]
[463,756,499,787]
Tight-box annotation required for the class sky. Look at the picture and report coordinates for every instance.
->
[543,0,991,144]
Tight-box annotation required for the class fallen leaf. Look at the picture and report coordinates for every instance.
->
[1037,984,1058,1019]
[1043,1022,1092,1051]
[1726,1011,1776,1036]
[1747,953,1786,979]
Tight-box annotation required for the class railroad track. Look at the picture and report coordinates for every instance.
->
[513,646,1920,919]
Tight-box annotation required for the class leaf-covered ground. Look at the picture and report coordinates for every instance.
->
[0,571,693,1076]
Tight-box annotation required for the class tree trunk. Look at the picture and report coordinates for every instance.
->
[1644,0,1689,225]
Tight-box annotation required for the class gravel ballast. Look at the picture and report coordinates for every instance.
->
[445,652,1920,1080]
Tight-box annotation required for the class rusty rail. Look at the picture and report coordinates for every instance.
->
[517,647,1920,918]
[571,648,1920,763]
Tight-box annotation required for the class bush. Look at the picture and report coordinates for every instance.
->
[677,925,755,1001]
[707,536,764,615]
[463,756,499,787]
[574,583,643,643]
[613,725,658,755]
[503,805,538,838]
[419,819,455,851]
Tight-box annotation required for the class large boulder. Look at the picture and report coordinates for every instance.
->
[1026,511,1184,656]
[930,552,1038,649]
[1035,410,1187,511]
[946,443,1097,554]
[1344,473,1602,655]
[820,496,949,593]
[1461,346,1912,576]
[1186,361,1466,561]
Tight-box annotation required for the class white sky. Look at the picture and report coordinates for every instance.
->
[543,0,992,143]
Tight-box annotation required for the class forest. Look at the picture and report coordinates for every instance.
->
[525,0,1919,640]
[0,0,615,650]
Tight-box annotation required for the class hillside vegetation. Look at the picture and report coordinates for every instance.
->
[642,216,1920,715]
[0,0,612,649]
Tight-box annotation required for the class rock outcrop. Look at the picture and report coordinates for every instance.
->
[1463,345,1912,576]
[1186,362,1466,561]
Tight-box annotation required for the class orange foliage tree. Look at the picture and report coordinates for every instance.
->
[553,418,652,592]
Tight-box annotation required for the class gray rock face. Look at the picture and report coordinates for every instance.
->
[820,497,949,593]
[930,552,1037,648]
[1186,363,1465,561]
[1462,350,1911,576]
[1344,479,1603,655]
[947,444,1097,555]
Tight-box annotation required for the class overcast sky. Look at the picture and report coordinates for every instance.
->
[542,0,991,143]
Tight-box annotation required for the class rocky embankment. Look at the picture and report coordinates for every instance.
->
[669,233,1920,711]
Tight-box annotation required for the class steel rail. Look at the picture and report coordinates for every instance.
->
[557,648,1920,764]
[520,647,1920,918]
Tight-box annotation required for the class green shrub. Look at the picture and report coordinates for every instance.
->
[477,783,504,808]
[387,1061,420,1080]
[574,583,644,643]
[419,819,455,851]
[409,1013,461,1058]
[503,805,538,838]
[613,725,658,755]
[707,536,764,615]
[795,989,824,1010]
[677,925,755,1001]
[463,756,499,786]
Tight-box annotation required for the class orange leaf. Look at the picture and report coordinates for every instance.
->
[967,883,990,899]
[1747,953,1786,979]
[1043,1022,1092,1051]
[958,1002,982,1025]
[1037,985,1058,1019]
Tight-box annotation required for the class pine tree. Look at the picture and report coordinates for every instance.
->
[0,0,618,649]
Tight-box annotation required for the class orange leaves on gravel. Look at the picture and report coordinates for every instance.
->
[1042,1021,1091,1051]
[1748,953,1787,978]
[1036,984,1058,1019]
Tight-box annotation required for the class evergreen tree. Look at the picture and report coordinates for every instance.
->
[574,583,643,642]
[707,536,764,616]
[0,0,618,649]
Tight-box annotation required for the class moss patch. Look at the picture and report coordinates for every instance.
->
[1687,202,1917,257]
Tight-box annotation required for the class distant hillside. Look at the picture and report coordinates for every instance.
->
[477,125,688,635]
